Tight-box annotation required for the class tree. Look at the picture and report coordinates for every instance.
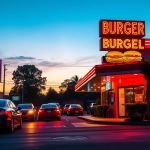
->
[10,65,47,102]
[59,75,79,92]
[46,87,59,102]
[69,75,79,90]
[58,75,80,104]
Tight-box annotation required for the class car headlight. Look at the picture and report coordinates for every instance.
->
[28,110,34,114]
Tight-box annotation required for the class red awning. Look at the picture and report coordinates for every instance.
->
[75,62,146,92]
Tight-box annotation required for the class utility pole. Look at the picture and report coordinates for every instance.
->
[3,64,7,98]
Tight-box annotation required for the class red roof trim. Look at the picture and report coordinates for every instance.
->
[75,62,145,91]
[75,67,96,90]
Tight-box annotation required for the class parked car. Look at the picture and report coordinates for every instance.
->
[38,103,61,121]
[67,104,83,116]
[17,103,36,121]
[87,103,97,115]
[63,104,70,115]
[0,99,22,132]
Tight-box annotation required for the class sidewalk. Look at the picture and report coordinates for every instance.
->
[78,115,150,125]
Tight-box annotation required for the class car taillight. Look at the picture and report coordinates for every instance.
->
[68,108,73,111]
[6,111,12,118]
[0,110,12,118]
[38,109,44,113]
[54,108,60,112]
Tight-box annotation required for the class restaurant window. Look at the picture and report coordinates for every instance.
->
[125,87,134,103]
[125,86,144,103]
[134,86,144,103]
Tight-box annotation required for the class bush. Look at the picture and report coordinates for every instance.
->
[125,103,147,121]
[92,105,109,117]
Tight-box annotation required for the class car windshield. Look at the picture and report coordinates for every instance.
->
[65,104,70,107]
[70,104,82,108]
[18,104,33,109]
[48,104,58,108]
[49,103,60,107]
[0,100,6,107]
[41,104,58,109]
[41,104,50,109]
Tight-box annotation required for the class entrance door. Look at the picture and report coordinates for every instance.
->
[118,88,125,117]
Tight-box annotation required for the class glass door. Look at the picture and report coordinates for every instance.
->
[119,88,125,117]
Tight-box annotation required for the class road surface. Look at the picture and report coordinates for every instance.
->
[1,116,150,150]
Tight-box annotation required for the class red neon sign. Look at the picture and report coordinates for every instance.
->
[100,20,145,37]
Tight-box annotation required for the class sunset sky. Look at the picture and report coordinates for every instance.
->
[0,0,150,94]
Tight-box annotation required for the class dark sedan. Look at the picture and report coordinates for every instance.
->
[0,99,22,132]
[17,103,36,121]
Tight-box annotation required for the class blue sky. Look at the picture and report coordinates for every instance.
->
[0,0,150,92]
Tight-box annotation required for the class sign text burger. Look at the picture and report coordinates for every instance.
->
[100,20,145,37]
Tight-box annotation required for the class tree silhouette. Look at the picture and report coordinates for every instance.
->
[46,87,59,102]
[59,75,79,92]
[10,65,47,102]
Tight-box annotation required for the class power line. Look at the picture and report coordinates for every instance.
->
[4,81,61,87]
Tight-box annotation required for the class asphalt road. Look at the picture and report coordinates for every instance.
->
[1,116,150,150]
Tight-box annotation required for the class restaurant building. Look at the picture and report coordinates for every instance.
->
[75,20,150,118]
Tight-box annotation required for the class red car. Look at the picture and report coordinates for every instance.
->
[67,104,83,116]
[38,104,61,121]
[0,99,22,132]
[63,104,70,115]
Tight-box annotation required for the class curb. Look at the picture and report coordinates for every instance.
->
[78,116,150,125]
